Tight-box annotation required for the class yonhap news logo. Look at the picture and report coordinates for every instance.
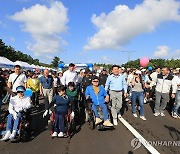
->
[131,138,180,150]
[131,138,141,150]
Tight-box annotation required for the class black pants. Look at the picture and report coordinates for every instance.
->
[149,86,156,98]
[32,92,39,106]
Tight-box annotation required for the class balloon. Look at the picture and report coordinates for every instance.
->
[58,63,64,68]
[140,57,149,67]
[148,66,153,71]
[24,88,33,97]
[86,63,93,68]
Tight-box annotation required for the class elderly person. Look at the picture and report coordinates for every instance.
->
[1,86,31,141]
[154,67,177,117]
[39,69,54,111]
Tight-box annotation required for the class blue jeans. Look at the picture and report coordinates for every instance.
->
[132,91,145,116]
[173,91,180,114]
[54,111,67,133]
[6,113,22,132]
[92,103,108,121]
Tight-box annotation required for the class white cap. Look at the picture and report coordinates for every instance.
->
[135,70,141,74]
[141,69,146,72]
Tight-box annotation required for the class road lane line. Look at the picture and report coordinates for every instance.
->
[119,117,160,154]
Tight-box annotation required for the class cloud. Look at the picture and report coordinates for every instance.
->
[84,0,180,51]
[153,45,170,57]
[10,1,68,57]
[153,45,180,59]
[9,37,15,42]
[101,56,108,61]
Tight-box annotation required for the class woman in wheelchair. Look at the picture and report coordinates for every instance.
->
[85,76,113,127]
[43,85,74,138]
[1,86,31,141]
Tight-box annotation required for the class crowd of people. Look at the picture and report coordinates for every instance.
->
[0,63,180,140]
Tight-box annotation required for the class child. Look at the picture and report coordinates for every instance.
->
[43,85,74,137]
[1,86,31,141]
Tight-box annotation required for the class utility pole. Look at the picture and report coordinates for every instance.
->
[121,50,136,67]
[121,50,136,62]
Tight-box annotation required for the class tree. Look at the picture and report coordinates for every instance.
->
[51,56,60,68]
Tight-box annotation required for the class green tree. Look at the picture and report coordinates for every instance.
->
[51,56,60,68]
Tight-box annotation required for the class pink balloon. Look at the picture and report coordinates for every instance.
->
[140,57,149,67]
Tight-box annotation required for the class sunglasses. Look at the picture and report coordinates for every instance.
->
[17,91,24,93]
[93,80,99,82]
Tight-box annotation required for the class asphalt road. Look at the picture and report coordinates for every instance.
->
[0,99,179,154]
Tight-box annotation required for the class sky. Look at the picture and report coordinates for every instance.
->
[0,0,180,65]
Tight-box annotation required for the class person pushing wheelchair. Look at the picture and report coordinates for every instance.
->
[85,76,113,127]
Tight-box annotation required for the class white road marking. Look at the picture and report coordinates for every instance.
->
[119,117,160,154]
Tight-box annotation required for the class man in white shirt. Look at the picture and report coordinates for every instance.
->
[8,65,27,93]
[61,63,78,86]
[172,69,180,118]
[1,86,31,141]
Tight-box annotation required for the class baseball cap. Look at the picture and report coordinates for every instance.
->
[16,86,26,92]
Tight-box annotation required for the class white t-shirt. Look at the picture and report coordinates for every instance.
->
[8,73,27,92]
[61,70,78,86]
[174,75,180,91]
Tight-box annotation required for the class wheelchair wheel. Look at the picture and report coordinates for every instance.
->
[71,119,76,133]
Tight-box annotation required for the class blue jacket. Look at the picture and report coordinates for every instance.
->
[85,85,107,105]
[49,95,71,113]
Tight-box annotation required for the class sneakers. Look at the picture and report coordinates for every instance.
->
[133,113,138,118]
[118,114,122,120]
[160,113,165,117]
[103,120,113,127]
[58,132,64,137]
[52,132,58,137]
[140,116,147,121]
[9,130,16,140]
[113,119,118,126]
[1,131,11,141]
[154,113,160,117]
[95,118,102,125]
[172,112,179,119]
[144,98,147,104]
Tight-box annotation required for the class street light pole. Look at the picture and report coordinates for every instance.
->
[121,50,136,62]
[121,50,136,68]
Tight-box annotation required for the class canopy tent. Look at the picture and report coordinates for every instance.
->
[14,61,34,69]
[0,56,15,68]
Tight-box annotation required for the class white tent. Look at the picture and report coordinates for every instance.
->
[0,56,15,68]
[0,56,15,65]
[14,61,33,69]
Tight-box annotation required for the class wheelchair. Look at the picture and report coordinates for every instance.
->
[86,99,113,131]
[0,110,9,138]
[0,109,32,142]
[48,107,76,138]
[17,110,32,142]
